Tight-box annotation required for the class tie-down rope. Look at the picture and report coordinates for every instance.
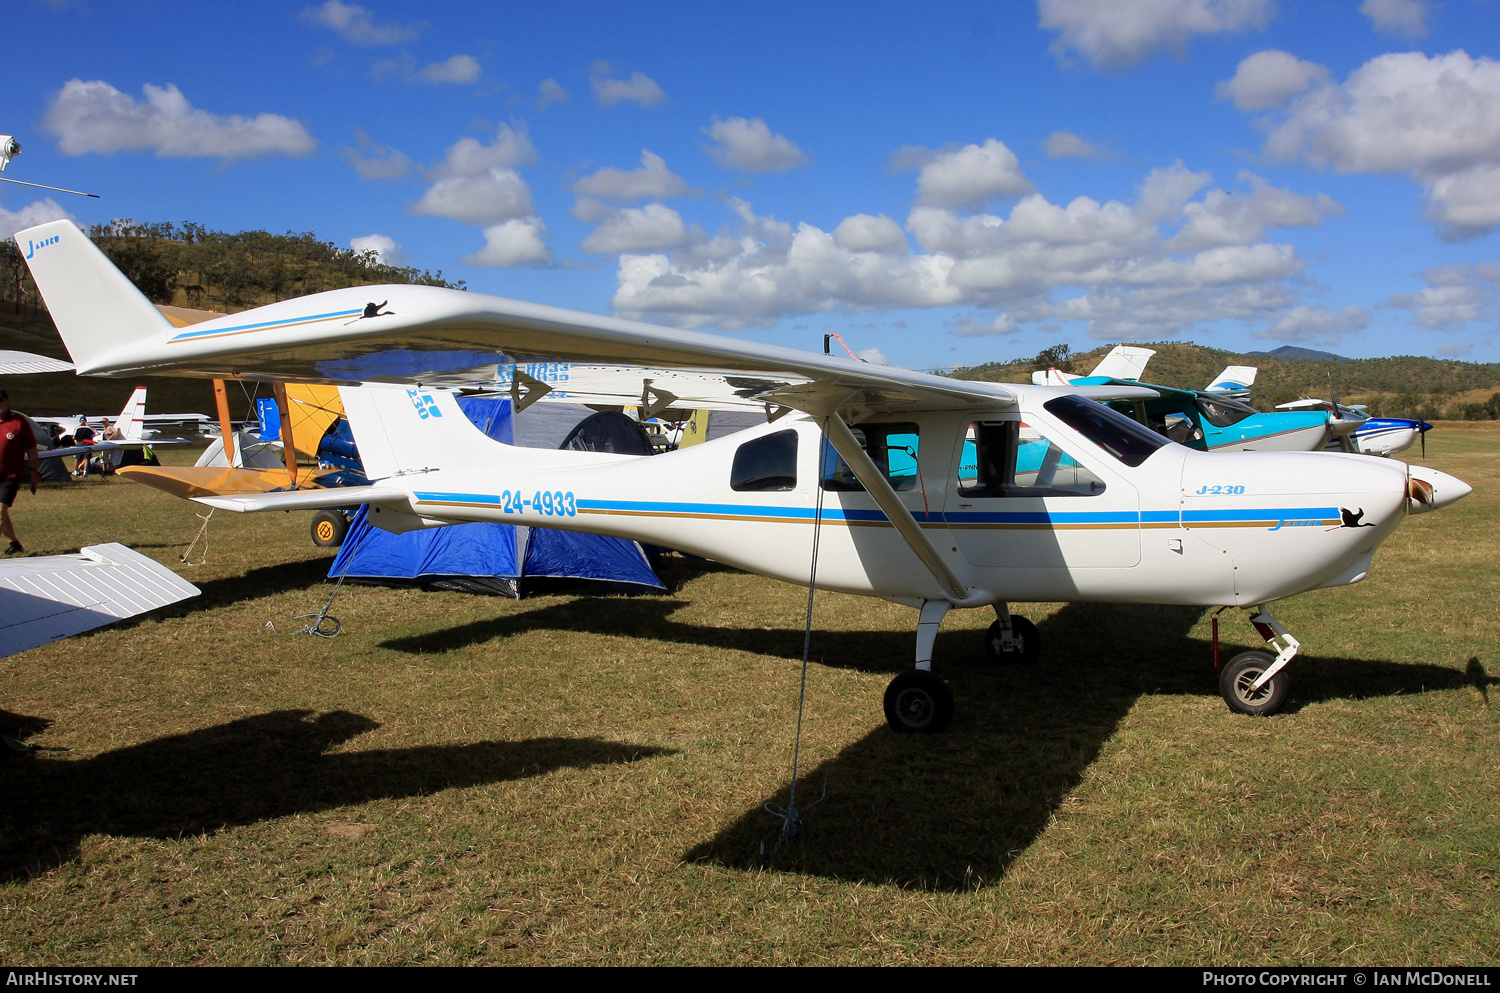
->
[764,417,833,853]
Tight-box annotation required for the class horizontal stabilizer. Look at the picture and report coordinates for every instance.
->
[118,465,342,500]
[189,484,407,513]
[0,543,198,660]
[0,350,73,375]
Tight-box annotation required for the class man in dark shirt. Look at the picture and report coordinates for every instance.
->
[0,388,41,555]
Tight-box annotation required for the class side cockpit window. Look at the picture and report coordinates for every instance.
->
[819,423,920,492]
[731,430,798,491]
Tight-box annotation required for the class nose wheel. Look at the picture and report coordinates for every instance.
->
[1220,651,1289,716]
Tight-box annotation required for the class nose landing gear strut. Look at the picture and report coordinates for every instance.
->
[1219,606,1300,716]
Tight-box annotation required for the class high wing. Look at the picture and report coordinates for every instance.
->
[17,219,1155,417]
[0,349,73,375]
[0,543,199,660]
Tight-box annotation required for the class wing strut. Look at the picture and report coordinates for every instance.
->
[822,412,968,602]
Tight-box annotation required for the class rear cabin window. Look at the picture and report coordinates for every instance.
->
[820,423,920,492]
[730,430,798,491]
[957,422,1106,498]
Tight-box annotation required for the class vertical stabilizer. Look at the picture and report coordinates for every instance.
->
[13,220,172,374]
[1089,345,1156,381]
[1206,365,1258,393]
[114,387,147,441]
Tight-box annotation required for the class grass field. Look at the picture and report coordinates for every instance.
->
[1,428,1497,965]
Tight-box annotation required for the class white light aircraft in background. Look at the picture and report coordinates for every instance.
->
[17,219,1473,730]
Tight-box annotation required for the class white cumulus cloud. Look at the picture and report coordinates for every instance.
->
[1257,304,1370,344]
[900,138,1032,209]
[350,233,406,265]
[1166,171,1341,251]
[1388,263,1500,330]
[411,171,534,225]
[1215,49,1329,111]
[299,0,417,45]
[1039,0,1276,70]
[703,117,807,172]
[342,129,412,180]
[580,203,702,254]
[407,125,548,265]
[0,198,75,242]
[416,55,481,84]
[43,79,315,159]
[590,64,667,108]
[537,79,570,110]
[606,158,1324,340]
[831,214,909,254]
[1043,130,1116,160]
[573,150,693,201]
[1257,50,1500,236]
[462,218,551,267]
[1360,0,1429,37]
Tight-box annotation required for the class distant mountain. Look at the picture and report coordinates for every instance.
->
[1247,345,1348,362]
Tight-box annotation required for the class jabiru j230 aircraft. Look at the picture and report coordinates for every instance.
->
[17,219,1473,731]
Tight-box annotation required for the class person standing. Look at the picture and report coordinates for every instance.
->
[0,388,41,555]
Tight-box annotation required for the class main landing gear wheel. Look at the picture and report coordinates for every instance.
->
[983,615,1040,665]
[883,670,953,734]
[311,510,349,548]
[1220,650,1289,717]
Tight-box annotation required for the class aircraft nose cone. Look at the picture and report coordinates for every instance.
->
[1407,465,1472,514]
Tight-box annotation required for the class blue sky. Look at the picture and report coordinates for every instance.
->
[5,0,1500,368]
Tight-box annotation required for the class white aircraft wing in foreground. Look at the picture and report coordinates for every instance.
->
[16,218,1474,731]
[0,543,199,660]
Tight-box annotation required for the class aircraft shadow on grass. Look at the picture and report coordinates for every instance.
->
[0,709,672,883]
[383,597,1490,892]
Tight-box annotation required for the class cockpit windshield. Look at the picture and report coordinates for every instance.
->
[1043,394,1171,467]
[1194,395,1258,428]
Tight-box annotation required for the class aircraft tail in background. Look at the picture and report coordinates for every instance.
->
[114,387,147,441]
[1088,345,1156,381]
[1206,365,1258,394]
[13,219,173,374]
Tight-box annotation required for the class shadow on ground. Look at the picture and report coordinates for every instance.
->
[0,710,672,883]
[684,604,1488,890]
[372,594,1492,891]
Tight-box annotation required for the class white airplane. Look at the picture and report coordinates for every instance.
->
[34,387,189,473]
[16,218,1473,729]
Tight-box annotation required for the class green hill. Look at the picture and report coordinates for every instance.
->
[952,342,1500,420]
[0,221,464,418]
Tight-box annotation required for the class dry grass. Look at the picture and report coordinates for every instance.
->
[0,430,1496,965]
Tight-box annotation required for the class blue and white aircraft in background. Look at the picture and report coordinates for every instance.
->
[1275,398,1432,458]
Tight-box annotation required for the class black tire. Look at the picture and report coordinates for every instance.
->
[311,510,349,548]
[1219,650,1289,716]
[883,670,954,734]
[982,615,1041,664]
